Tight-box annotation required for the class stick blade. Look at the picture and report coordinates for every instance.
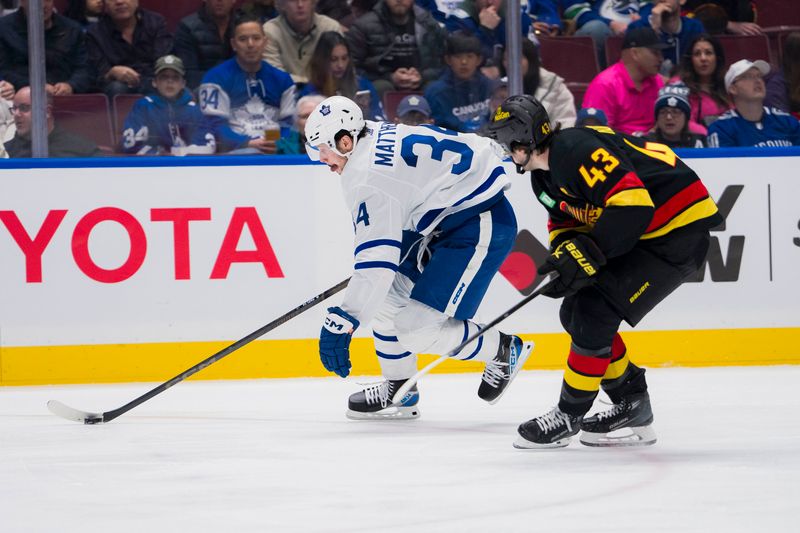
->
[47,400,105,425]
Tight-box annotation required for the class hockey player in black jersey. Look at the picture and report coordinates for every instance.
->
[487,95,724,448]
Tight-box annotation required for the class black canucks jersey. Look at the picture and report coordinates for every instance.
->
[533,126,723,258]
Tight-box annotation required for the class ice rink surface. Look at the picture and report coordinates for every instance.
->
[1,366,798,533]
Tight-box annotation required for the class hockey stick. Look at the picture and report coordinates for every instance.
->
[391,274,557,404]
[47,278,350,425]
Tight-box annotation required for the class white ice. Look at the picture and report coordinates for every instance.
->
[1,366,798,533]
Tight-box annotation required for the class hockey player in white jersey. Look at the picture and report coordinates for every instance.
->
[305,95,533,419]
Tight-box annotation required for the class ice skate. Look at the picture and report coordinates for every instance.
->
[346,379,420,420]
[478,334,534,404]
[513,407,582,449]
[579,392,657,447]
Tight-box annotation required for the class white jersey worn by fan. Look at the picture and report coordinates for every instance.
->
[337,120,511,328]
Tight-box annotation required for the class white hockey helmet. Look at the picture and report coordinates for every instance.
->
[304,95,365,161]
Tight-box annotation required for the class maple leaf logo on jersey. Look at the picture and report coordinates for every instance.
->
[320,104,331,116]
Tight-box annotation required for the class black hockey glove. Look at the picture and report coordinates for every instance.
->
[538,234,606,298]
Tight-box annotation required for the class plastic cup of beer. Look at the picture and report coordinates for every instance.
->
[264,127,280,141]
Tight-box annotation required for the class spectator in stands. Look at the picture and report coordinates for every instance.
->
[346,0,445,96]
[300,32,384,120]
[0,94,14,154]
[425,31,492,132]
[684,0,762,36]
[575,106,608,126]
[628,0,705,76]
[0,0,92,94]
[528,0,562,37]
[763,32,800,117]
[780,32,800,120]
[276,93,322,154]
[502,38,576,127]
[317,0,356,28]
[64,0,104,30]
[673,33,729,133]
[645,83,706,147]
[0,80,14,99]
[707,59,800,147]
[238,0,278,24]
[198,13,296,154]
[262,0,343,84]
[583,27,667,135]
[173,0,236,90]
[120,55,216,156]
[395,93,433,125]
[562,0,645,68]
[4,86,101,157]
[443,0,532,60]
[87,0,173,97]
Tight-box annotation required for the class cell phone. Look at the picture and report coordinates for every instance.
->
[355,90,371,107]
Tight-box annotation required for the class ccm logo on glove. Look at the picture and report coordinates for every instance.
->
[319,306,360,378]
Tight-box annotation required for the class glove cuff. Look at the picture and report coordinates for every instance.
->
[323,306,360,334]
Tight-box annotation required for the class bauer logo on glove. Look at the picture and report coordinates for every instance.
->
[538,234,606,299]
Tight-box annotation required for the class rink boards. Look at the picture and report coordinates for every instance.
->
[1,148,799,385]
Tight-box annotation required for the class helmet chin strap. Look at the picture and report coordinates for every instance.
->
[332,134,358,159]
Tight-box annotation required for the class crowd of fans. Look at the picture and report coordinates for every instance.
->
[1,0,799,159]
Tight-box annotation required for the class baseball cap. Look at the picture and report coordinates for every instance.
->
[655,84,691,119]
[154,55,185,76]
[622,27,670,50]
[396,94,431,118]
[724,59,770,92]
[576,107,608,126]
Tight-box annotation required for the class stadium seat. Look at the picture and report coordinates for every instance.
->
[604,35,624,68]
[112,94,145,150]
[382,91,421,122]
[755,0,800,28]
[565,82,589,109]
[52,94,115,154]
[717,34,772,66]
[537,36,600,84]
[139,0,203,32]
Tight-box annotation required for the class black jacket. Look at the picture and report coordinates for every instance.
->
[346,1,445,85]
[86,9,173,89]
[172,8,234,89]
[4,125,101,158]
[0,10,92,92]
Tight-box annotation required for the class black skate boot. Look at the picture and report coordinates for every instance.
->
[346,379,420,420]
[514,407,583,449]
[478,334,534,404]
[579,392,657,447]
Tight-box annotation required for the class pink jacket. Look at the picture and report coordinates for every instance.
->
[583,62,664,135]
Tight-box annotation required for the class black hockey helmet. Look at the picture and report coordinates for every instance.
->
[487,95,553,153]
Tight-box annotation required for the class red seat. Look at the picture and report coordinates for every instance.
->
[112,94,145,149]
[566,82,589,109]
[52,94,114,154]
[382,91,422,122]
[139,0,203,32]
[755,0,800,28]
[717,34,772,66]
[604,35,624,68]
[537,36,600,84]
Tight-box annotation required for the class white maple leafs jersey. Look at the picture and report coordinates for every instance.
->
[338,121,511,325]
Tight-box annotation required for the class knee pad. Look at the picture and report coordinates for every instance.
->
[393,300,448,354]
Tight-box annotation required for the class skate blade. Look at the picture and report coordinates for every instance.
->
[579,425,657,447]
[486,341,535,406]
[512,434,572,449]
[345,405,421,421]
